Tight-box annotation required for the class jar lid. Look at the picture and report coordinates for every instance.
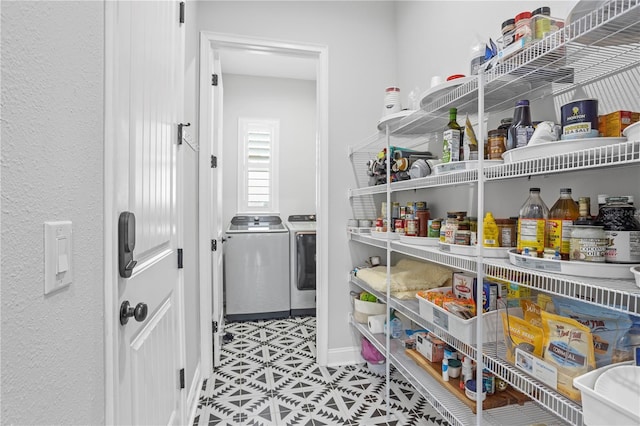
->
[488,129,508,136]
[495,218,516,224]
[501,18,515,29]
[500,117,513,124]
[605,196,631,204]
[532,6,551,16]
[385,87,400,92]
[515,11,532,21]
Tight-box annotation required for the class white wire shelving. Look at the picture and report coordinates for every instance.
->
[347,2,640,425]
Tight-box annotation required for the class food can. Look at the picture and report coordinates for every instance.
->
[561,99,599,140]
[394,219,405,234]
[482,370,495,395]
[405,219,418,236]
[569,226,607,262]
[430,218,442,239]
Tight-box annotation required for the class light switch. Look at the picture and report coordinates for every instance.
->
[44,221,73,295]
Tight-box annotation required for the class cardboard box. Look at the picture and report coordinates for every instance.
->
[452,272,475,300]
[599,110,640,137]
[415,332,444,363]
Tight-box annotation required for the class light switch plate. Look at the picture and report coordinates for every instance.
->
[44,221,73,295]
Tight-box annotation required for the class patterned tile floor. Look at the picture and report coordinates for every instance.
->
[194,316,450,426]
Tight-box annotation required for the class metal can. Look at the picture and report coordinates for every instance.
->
[430,218,442,239]
[405,219,418,236]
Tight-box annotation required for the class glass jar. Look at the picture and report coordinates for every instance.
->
[488,129,507,159]
[495,218,517,247]
[531,6,551,41]
[596,197,640,263]
[443,215,459,244]
[514,11,533,46]
[501,18,516,47]
[569,225,607,262]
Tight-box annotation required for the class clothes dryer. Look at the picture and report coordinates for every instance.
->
[286,215,316,316]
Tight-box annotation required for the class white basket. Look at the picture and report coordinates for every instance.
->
[353,297,387,324]
[574,361,640,426]
[416,288,502,345]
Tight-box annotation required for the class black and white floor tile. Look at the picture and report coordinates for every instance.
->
[194,317,450,426]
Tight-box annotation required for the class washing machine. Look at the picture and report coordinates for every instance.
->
[224,215,290,321]
[286,215,316,317]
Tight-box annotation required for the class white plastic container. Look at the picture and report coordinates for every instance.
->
[574,361,640,426]
[416,288,502,345]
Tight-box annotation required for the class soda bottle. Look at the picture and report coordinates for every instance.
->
[517,188,549,257]
[546,188,579,260]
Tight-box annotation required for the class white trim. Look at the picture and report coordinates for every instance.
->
[186,363,203,426]
[104,2,118,423]
[198,32,330,380]
[326,346,362,367]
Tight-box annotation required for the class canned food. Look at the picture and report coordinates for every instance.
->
[394,219,405,234]
[405,219,418,236]
[430,218,442,239]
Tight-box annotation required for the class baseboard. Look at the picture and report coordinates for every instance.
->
[326,345,362,367]
[186,363,203,426]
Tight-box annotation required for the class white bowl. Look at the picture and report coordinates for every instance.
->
[631,266,640,288]
[623,121,640,142]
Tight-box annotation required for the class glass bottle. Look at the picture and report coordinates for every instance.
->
[517,188,549,257]
[442,108,462,163]
[596,196,640,263]
[546,188,579,260]
[507,100,534,150]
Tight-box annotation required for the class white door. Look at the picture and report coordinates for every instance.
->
[108,1,185,424]
[210,56,225,367]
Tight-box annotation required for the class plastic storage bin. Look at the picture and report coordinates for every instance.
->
[353,296,386,324]
[574,361,640,426]
[416,288,502,345]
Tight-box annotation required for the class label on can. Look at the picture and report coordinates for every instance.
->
[518,218,545,254]
[405,219,418,236]
[394,219,405,234]
[604,230,640,263]
[569,237,607,262]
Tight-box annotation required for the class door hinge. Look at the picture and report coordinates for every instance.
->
[177,122,190,145]
[211,155,217,168]
[212,74,218,86]
[211,239,217,251]
[179,368,185,389]
[213,321,218,333]
[179,2,185,24]
[177,248,183,269]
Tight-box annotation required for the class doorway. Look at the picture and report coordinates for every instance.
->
[198,32,329,373]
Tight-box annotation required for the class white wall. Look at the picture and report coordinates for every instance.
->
[197,1,398,353]
[1,1,105,424]
[222,74,317,225]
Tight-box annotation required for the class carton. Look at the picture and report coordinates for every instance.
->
[598,110,640,137]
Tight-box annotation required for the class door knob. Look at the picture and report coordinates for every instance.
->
[120,300,148,325]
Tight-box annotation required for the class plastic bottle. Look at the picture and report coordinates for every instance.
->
[442,108,462,163]
[442,357,449,382]
[517,188,549,257]
[483,212,500,247]
[507,100,534,150]
[612,320,640,363]
[546,188,579,260]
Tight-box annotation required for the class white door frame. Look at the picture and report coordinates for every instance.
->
[197,32,329,374]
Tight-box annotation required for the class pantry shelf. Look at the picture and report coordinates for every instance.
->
[350,274,477,361]
[351,317,568,426]
[484,258,640,315]
[484,140,640,181]
[482,343,584,426]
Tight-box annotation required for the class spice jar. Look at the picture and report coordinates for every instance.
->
[514,11,533,46]
[596,196,640,263]
[531,6,551,41]
[488,129,507,160]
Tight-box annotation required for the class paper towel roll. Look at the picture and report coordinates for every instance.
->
[368,314,386,334]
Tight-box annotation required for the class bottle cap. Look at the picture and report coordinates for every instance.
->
[516,99,530,107]
[560,188,572,193]
[529,187,541,192]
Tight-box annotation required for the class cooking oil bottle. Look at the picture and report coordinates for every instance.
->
[546,188,579,260]
[517,188,549,257]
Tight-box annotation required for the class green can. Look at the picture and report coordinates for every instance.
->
[428,219,442,238]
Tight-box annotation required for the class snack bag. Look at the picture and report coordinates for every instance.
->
[541,311,596,401]
[501,311,544,364]
[520,300,543,328]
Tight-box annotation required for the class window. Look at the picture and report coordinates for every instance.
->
[238,118,280,213]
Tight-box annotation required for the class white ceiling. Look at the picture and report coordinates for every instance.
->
[218,48,317,81]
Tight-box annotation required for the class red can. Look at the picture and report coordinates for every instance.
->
[394,219,405,234]
[405,219,418,236]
